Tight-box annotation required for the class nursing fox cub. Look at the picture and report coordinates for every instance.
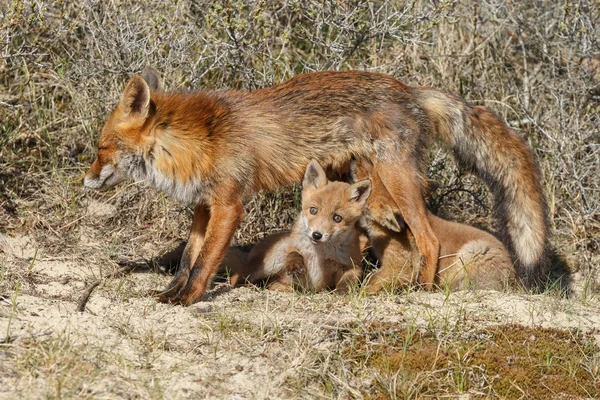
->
[352,161,516,292]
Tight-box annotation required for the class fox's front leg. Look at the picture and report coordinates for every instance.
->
[284,250,306,277]
[274,249,307,291]
[160,200,244,305]
[375,163,439,290]
[263,251,304,292]
[160,204,210,295]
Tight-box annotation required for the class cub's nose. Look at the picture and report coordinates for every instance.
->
[312,231,323,241]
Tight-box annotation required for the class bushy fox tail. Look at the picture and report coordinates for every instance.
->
[417,88,552,290]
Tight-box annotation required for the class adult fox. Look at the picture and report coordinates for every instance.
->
[84,68,550,305]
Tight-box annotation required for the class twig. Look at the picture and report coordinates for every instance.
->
[76,281,100,312]
[434,187,488,212]
[76,265,140,312]
[57,215,86,231]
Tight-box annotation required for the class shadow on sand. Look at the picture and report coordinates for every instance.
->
[117,240,573,298]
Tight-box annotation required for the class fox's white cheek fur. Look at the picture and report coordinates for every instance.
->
[84,164,116,189]
[299,214,310,233]
[316,232,331,242]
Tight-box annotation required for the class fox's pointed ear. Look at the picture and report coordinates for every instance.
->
[381,204,405,233]
[347,178,372,204]
[119,75,151,118]
[303,160,327,189]
[141,66,163,91]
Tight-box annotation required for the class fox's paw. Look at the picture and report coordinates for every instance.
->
[156,272,187,303]
[286,261,305,277]
[416,281,435,292]
[166,266,209,305]
[229,272,242,287]
[285,252,306,277]
[267,281,294,292]
[364,280,385,294]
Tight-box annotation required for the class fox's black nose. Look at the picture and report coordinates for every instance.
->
[312,231,323,240]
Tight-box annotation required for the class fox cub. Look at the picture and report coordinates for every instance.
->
[222,161,371,292]
[352,161,516,293]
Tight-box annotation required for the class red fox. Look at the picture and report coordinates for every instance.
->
[84,68,550,304]
[352,161,516,292]
[222,160,370,292]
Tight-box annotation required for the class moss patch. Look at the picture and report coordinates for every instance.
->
[344,324,600,399]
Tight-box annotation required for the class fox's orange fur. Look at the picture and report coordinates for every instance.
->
[353,161,515,292]
[222,161,370,293]
[84,68,550,304]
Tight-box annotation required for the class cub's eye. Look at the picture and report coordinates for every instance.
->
[333,214,342,223]
[309,207,318,215]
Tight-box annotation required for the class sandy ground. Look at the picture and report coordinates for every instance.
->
[1,232,599,399]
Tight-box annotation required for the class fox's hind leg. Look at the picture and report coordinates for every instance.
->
[334,265,363,294]
[374,161,439,290]
[220,247,250,287]
[366,259,414,293]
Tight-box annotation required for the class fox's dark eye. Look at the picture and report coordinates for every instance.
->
[310,207,318,215]
[333,214,342,223]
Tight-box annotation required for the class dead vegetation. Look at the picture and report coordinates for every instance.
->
[1,0,599,398]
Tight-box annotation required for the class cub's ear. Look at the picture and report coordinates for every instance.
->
[141,66,163,92]
[119,75,151,118]
[347,178,372,204]
[380,204,405,233]
[303,160,328,189]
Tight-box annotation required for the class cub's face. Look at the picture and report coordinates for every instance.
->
[299,161,371,244]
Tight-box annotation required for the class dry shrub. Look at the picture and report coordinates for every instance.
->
[0,0,598,284]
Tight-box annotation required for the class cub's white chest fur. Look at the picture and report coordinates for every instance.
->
[291,228,358,291]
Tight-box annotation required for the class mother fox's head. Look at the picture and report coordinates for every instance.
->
[83,68,162,191]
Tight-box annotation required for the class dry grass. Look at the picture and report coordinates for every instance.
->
[1,0,599,398]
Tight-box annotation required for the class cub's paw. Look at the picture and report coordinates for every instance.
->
[285,252,306,277]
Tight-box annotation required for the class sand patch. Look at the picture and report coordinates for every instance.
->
[1,235,599,398]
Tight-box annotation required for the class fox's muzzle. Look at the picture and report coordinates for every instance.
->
[83,162,125,191]
[309,230,331,244]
